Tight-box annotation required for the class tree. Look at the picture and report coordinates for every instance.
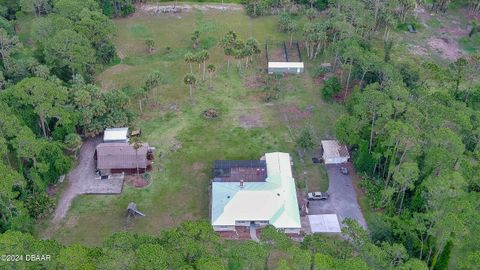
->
[19,0,51,16]
[191,30,200,49]
[135,243,168,270]
[44,29,96,80]
[144,71,161,106]
[129,136,143,177]
[220,31,238,71]
[278,13,298,47]
[198,50,209,81]
[392,162,418,213]
[207,64,215,88]
[64,133,82,153]
[0,28,19,68]
[11,77,69,137]
[184,52,195,73]
[183,73,196,101]
[296,128,315,159]
[145,39,155,54]
[321,76,341,101]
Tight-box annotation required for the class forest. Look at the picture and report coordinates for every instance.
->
[0,0,479,269]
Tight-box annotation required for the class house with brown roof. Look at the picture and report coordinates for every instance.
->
[95,142,152,175]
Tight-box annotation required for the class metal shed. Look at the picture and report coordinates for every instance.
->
[321,140,350,164]
[268,62,304,74]
[265,41,304,74]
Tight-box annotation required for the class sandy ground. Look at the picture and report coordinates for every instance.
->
[138,3,243,15]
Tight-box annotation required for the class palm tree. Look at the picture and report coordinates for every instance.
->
[184,52,195,73]
[199,50,209,80]
[183,73,197,101]
[129,136,143,177]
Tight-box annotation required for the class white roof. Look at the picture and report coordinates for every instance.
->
[308,214,341,233]
[321,140,350,159]
[268,62,304,68]
[104,127,129,142]
[212,152,301,229]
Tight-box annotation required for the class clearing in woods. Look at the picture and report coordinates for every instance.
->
[40,5,341,246]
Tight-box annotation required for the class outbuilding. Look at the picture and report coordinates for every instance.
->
[321,140,350,164]
[96,142,152,175]
[103,127,129,143]
[266,41,304,74]
[268,62,304,74]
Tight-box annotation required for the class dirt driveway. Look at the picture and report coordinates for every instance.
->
[52,137,101,223]
[308,163,367,228]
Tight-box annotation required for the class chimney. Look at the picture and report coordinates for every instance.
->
[240,179,244,188]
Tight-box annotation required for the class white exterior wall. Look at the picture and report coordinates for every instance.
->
[213,225,236,232]
[324,156,349,164]
[235,221,251,226]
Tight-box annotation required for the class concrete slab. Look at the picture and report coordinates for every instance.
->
[308,214,341,233]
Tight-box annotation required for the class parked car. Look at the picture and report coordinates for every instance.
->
[307,192,330,201]
[340,166,349,175]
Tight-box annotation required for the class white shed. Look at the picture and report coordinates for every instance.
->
[321,140,350,164]
[103,127,129,143]
[268,62,304,74]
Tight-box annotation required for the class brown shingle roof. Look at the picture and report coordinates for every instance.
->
[96,143,149,170]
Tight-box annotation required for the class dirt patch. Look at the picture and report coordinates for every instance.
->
[427,37,463,60]
[408,44,430,56]
[192,162,205,171]
[244,75,266,89]
[281,106,312,120]
[138,3,242,15]
[238,109,264,128]
[125,175,151,188]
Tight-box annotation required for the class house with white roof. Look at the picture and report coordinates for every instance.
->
[211,152,301,234]
[103,127,129,143]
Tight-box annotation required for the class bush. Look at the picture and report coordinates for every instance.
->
[321,76,341,100]
[311,66,328,78]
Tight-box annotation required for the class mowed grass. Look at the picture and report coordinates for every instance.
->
[46,8,343,246]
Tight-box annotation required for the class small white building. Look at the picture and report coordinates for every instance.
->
[211,152,301,234]
[268,62,304,74]
[103,127,129,143]
[321,140,350,164]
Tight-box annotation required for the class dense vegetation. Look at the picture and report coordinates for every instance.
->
[0,0,479,269]
[1,220,430,269]
[0,0,133,234]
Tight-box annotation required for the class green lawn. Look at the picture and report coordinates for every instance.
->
[42,8,343,246]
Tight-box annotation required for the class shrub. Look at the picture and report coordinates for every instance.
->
[321,76,341,100]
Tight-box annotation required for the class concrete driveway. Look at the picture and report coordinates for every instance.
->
[308,163,367,228]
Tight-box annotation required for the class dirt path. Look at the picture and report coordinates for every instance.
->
[51,137,102,224]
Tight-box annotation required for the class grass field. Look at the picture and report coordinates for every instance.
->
[39,7,343,246]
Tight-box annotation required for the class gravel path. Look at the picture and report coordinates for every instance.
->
[51,137,101,223]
